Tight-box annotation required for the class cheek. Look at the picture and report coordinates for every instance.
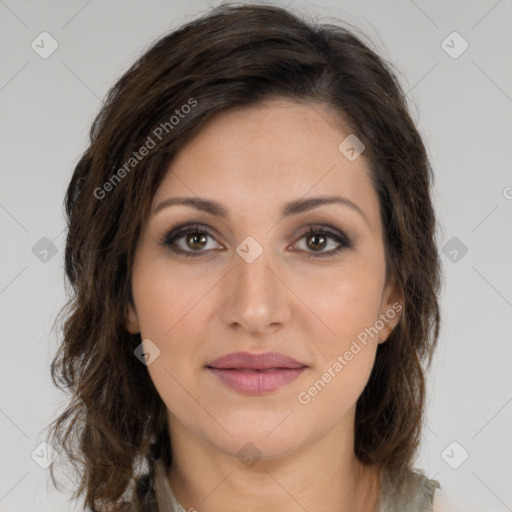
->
[297,332,378,416]
[301,259,386,350]
[133,275,209,419]
[304,258,385,409]
[131,252,207,340]
[130,255,217,403]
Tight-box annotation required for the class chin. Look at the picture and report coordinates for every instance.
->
[209,415,310,461]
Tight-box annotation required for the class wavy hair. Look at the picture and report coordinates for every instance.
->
[45,2,442,510]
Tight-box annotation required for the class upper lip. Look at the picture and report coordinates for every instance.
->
[206,351,308,370]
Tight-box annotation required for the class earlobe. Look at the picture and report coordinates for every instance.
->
[125,303,140,334]
[382,273,403,317]
[378,299,402,344]
[378,323,393,344]
[379,274,403,344]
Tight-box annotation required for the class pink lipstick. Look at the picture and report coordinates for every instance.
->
[206,351,308,395]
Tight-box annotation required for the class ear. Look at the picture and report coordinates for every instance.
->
[378,272,403,344]
[125,301,140,335]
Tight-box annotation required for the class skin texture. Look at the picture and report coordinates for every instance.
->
[126,99,403,512]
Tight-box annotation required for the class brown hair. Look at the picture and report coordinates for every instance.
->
[45,2,442,510]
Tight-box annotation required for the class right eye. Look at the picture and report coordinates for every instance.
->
[159,224,224,258]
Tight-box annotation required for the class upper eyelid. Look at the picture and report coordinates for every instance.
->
[163,224,221,244]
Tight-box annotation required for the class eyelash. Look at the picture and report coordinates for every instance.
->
[159,223,351,259]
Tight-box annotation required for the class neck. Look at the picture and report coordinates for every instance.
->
[165,417,381,512]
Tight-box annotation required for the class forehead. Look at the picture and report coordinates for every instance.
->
[152,99,380,230]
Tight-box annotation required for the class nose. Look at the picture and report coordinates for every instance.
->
[219,245,292,336]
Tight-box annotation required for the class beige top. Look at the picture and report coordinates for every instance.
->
[130,457,440,512]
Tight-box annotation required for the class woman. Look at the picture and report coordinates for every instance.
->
[45,3,448,511]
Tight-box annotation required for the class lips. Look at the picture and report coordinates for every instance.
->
[206,351,308,395]
[206,351,307,370]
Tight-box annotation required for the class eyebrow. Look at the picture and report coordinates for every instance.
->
[153,195,370,226]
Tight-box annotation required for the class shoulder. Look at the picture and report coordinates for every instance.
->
[378,470,442,512]
[432,486,458,512]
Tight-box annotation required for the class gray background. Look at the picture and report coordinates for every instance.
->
[1,0,511,511]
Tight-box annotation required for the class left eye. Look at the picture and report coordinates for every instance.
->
[293,228,350,256]
[160,224,351,258]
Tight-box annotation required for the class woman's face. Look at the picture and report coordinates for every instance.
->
[126,99,401,461]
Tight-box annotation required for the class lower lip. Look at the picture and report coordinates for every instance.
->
[207,367,307,395]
